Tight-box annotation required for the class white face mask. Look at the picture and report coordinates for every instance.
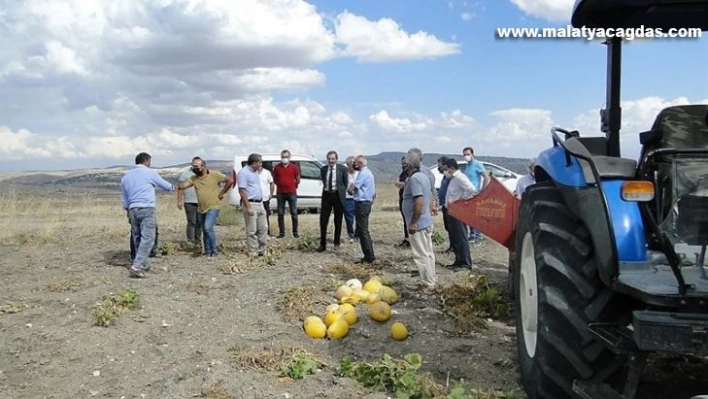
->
[464,155,473,162]
[281,157,289,164]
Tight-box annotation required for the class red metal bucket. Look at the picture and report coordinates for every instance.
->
[446,176,521,250]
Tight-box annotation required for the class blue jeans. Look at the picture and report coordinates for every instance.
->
[344,198,356,238]
[130,224,158,260]
[198,209,220,256]
[129,207,157,270]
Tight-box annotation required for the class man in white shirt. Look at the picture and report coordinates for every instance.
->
[514,158,537,199]
[258,163,275,236]
[443,157,476,270]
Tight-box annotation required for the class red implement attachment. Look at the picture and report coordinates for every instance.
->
[446,176,521,250]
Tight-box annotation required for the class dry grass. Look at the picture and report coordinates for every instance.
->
[197,381,236,399]
[184,281,234,294]
[45,279,85,292]
[229,344,321,372]
[435,274,512,333]
[0,192,187,245]
[276,283,333,322]
[0,302,32,315]
[322,261,383,281]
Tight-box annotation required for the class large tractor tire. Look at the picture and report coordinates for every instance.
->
[513,181,628,398]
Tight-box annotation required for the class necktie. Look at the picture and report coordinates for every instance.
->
[328,167,333,191]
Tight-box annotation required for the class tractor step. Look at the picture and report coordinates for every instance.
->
[633,310,708,353]
[572,380,625,399]
[588,323,637,354]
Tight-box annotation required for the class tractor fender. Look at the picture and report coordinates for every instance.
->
[534,146,647,286]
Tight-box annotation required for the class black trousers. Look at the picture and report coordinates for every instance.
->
[355,200,375,261]
[320,191,344,247]
[263,200,271,235]
[447,214,472,266]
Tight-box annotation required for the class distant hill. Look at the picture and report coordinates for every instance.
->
[0,153,528,193]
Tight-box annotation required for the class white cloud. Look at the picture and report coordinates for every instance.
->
[461,12,475,21]
[369,110,430,133]
[509,0,573,22]
[0,0,466,170]
[334,11,461,62]
[571,96,708,158]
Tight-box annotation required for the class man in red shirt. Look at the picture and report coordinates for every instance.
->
[272,149,300,238]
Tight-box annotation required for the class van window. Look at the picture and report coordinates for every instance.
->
[298,161,321,179]
[485,164,511,178]
[240,161,274,171]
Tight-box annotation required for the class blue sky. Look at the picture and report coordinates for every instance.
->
[0,0,706,172]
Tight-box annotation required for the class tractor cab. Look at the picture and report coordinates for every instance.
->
[638,105,708,273]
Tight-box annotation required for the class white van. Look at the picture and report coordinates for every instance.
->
[229,153,326,213]
[429,160,521,194]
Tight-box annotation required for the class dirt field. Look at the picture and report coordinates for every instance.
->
[1,184,707,399]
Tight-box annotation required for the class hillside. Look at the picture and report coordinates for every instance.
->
[0,153,529,193]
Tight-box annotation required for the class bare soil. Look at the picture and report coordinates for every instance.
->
[1,189,707,399]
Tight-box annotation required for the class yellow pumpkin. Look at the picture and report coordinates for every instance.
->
[363,279,383,294]
[325,309,343,326]
[341,308,357,325]
[303,316,326,339]
[369,301,392,322]
[391,322,408,341]
[327,318,350,339]
[378,286,398,305]
[335,285,353,300]
[353,288,370,302]
[365,293,381,304]
[338,303,355,314]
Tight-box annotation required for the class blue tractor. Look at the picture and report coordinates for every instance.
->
[513,1,708,398]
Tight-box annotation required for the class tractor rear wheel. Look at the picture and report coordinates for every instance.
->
[513,181,628,398]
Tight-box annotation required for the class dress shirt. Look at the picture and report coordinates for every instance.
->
[121,165,175,210]
[445,170,476,207]
[237,165,262,200]
[353,167,375,201]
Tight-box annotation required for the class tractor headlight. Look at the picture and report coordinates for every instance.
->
[621,181,655,202]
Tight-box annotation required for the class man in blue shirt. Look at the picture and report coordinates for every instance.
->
[237,153,268,256]
[401,151,436,291]
[462,146,490,242]
[348,155,376,263]
[121,152,175,278]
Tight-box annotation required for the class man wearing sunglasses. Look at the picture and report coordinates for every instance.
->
[177,157,233,257]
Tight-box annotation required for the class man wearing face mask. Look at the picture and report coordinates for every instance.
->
[177,165,203,245]
[272,149,300,238]
[436,156,453,253]
[443,158,476,270]
[177,157,234,257]
[462,146,489,242]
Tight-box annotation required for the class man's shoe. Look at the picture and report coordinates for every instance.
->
[396,239,410,247]
[293,233,299,238]
[277,234,285,238]
[128,266,146,278]
[316,246,326,252]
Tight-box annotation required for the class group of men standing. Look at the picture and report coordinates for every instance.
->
[120,146,510,286]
